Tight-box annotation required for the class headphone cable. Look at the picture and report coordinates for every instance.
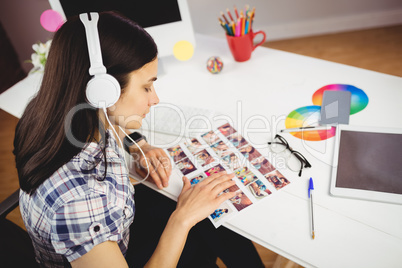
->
[102,107,150,185]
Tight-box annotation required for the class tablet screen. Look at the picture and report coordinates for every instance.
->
[336,130,402,194]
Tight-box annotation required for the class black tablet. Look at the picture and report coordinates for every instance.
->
[330,125,402,204]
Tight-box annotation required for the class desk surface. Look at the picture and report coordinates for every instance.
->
[1,34,402,268]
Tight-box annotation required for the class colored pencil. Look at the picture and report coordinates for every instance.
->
[218,18,230,35]
[219,21,227,34]
[234,5,239,19]
[225,24,233,35]
[240,11,245,35]
[220,11,229,25]
[245,4,250,15]
[235,18,240,36]
[252,7,256,28]
[246,12,252,33]
[227,8,234,22]
[217,5,256,36]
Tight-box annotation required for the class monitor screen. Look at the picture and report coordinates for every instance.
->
[58,0,182,28]
[50,0,196,59]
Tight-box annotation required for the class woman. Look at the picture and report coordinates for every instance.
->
[14,12,263,267]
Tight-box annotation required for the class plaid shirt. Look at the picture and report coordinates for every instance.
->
[20,131,135,267]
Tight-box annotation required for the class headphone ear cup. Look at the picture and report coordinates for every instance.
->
[86,74,121,108]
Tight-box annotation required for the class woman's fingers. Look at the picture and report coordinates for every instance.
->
[199,171,228,185]
[211,178,236,196]
[200,172,235,192]
[159,155,172,177]
[136,149,172,189]
[149,156,169,187]
[150,150,171,187]
[190,172,237,202]
[180,176,191,194]
[175,172,240,226]
[217,190,238,203]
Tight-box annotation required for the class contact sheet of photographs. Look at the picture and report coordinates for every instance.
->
[166,123,291,227]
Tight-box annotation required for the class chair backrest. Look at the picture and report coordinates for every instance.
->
[0,188,38,267]
[0,189,19,219]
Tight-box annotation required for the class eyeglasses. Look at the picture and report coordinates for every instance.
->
[267,134,312,177]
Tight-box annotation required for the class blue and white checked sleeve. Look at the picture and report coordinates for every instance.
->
[50,192,128,262]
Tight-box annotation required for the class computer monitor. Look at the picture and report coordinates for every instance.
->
[48,0,196,59]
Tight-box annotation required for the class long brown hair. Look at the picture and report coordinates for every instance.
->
[14,11,157,194]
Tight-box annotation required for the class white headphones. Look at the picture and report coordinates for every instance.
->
[79,12,120,108]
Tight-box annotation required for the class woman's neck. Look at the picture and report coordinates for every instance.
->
[94,109,127,146]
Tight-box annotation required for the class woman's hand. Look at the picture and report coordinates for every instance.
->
[174,171,237,228]
[144,172,237,267]
[131,142,172,189]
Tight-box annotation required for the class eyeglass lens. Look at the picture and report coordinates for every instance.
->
[268,135,311,176]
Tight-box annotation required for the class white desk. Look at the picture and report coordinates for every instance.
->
[1,34,402,267]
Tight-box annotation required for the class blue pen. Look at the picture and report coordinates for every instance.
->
[309,177,315,239]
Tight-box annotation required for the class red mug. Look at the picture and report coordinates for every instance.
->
[226,30,267,62]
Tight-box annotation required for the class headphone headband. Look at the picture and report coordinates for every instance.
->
[79,13,107,75]
[79,12,120,108]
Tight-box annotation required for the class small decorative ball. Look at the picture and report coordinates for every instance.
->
[206,56,223,74]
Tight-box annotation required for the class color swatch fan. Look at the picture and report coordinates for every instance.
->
[285,84,369,141]
[285,106,336,141]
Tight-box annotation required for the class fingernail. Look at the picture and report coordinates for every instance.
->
[163,181,169,187]
[158,183,163,189]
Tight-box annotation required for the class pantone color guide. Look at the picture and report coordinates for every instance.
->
[285,84,368,141]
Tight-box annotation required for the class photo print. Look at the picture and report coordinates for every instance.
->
[221,152,242,171]
[189,173,207,186]
[234,167,258,186]
[264,170,290,190]
[210,140,231,157]
[239,144,262,162]
[201,130,220,145]
[248,179,272,199]
[210,202,233,223]
[218,123,237,137]
[167,145,187,163]
[205,164,226,176]
[184,138,203,154]
[227,133,248,148]
[194,149,215,167]
[251,156,275,175]
[176,157,197,175]
[224,184,252,212]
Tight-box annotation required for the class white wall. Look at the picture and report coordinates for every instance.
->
[1,0,402,74]
[187,0,402,39]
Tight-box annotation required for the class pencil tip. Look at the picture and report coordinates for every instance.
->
[312,232,315,240]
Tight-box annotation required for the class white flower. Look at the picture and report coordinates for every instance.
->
[28,40,52,74]
[38,43,47,54]
[31,53,41,67]
[32,43,39,53]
